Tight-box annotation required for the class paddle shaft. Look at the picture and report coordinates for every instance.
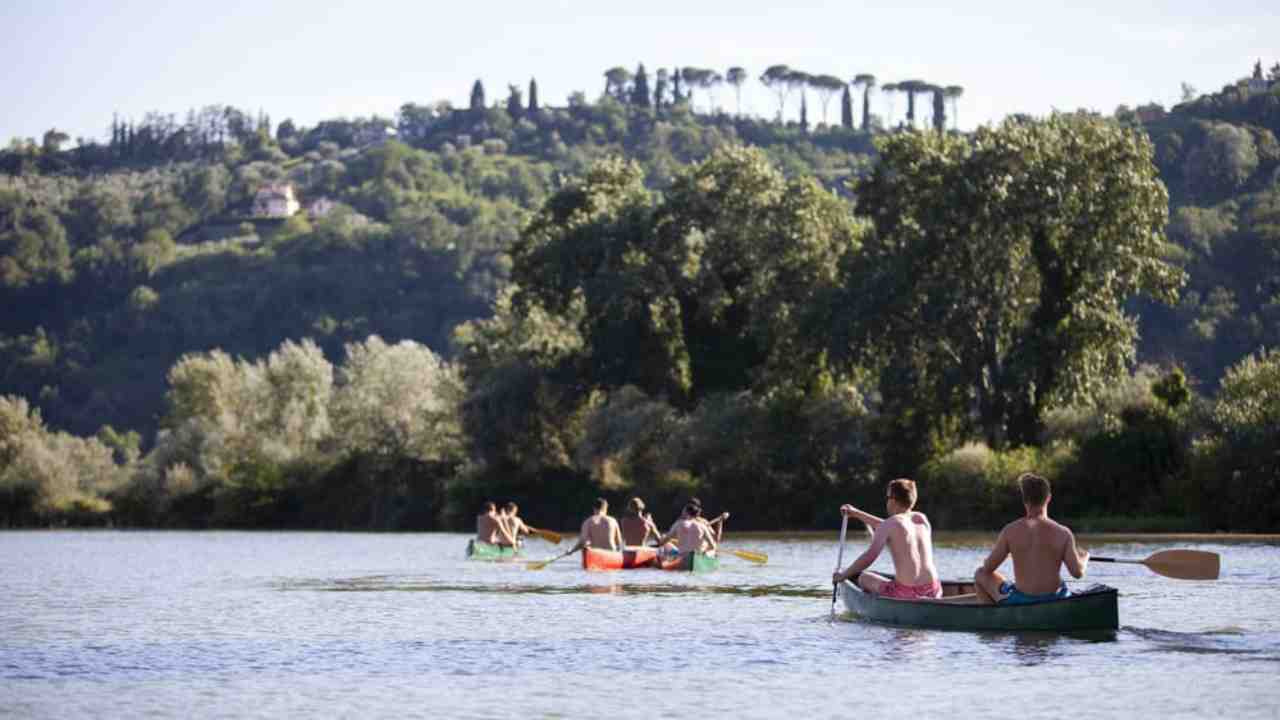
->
[528,545,578,570]
[832,516,849,616]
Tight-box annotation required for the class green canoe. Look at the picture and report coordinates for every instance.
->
[466,539,521,561]
[838,578,1118,632]
[660,551,720,573]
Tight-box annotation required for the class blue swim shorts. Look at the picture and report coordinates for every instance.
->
[998,581,1070,606]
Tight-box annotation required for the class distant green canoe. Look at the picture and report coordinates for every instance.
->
[660,551,719,573]
[838,578,1118,632]
[466,539,521,561]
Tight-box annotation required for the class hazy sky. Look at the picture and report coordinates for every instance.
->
[3,0,1276,143]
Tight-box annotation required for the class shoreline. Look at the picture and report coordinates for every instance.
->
[3,527,1278,543]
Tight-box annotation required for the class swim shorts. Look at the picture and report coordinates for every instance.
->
[879,579,943,599]
[998,581,1070,605]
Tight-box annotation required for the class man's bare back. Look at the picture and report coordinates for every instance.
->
[994,517,1085,594]
[879,512,939,586]
[669,517,714,554]
[620,515,655,546]
[580,514,621,551]
[974,473,1089,604]
[477,512,513,545]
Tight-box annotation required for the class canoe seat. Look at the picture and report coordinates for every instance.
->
[933,593,981,604]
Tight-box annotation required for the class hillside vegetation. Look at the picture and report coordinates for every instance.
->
[2,62,1278,531]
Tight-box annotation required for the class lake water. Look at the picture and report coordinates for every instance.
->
[2,531,1277,719]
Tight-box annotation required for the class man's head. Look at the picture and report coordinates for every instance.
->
[1018,472,1051,508]
[593,497,608,514]
[627,497,646,516]
[481,501,496,514]
[886,478,917,513]
[683,503,702,519]
[503,501,518,515]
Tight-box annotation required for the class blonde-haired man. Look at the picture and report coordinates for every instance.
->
[832,479,942,600]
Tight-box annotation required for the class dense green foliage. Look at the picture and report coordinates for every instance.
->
[2,63,1278,530]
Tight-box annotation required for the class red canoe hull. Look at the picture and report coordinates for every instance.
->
[582,546,660,570]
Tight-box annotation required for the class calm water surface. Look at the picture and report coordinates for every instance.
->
[2,531,1277,719]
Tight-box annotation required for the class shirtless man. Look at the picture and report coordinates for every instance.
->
[571,498,622,552]
[974,473,1088,605]
[500,502,530,547]
[667,498,729,545]
[831,478,942,600]
[620,497,663,547]
[476,501,517,546]
[656,504,718,555]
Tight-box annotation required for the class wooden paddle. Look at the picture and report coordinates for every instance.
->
[728,548,768,564]
[831,515,849,620]
[1092,549,1220,580]
[526,545,579,570]
[529,527,563,544]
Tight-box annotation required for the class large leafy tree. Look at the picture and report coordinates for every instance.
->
[836,114,1185,450]
[509,146,863,409]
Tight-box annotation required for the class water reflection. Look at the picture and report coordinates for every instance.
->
[882,628,939,661]
[975,630,1117,666]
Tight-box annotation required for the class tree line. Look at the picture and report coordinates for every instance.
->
[1,63,1277,532]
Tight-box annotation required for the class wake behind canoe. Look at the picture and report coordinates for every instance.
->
[838,579,1118,632]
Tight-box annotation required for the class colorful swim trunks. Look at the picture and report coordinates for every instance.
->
[879,579,943,600]
[998,581,1070,605]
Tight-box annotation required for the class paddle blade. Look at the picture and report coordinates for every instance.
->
[730,549,768,564]
[1144,549,1220,580]
[532,528,563,544]
[526,559,553,570]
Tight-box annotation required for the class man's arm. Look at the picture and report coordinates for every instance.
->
[1063,530,1089,579]
[711,512,728,544]
[496,519,517,546]
[840,504,884,533]
[701,522,718,553]
[835,522,889,581]
[643,514,663,545]
[611,519,623,550]
[978,528,1010,574]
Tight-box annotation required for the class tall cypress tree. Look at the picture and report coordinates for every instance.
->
[931,86,946,134]
[672,67,684,104]
[840,86,854,129]
[528,78,540,113]
[506,84,523,119]
[800,94,808,131]
[631,63,652,109]
[470,79,486,112]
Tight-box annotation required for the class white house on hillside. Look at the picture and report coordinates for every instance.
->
[252,183,300,218]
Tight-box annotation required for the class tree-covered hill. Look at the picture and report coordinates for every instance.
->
[2,62,1278,531]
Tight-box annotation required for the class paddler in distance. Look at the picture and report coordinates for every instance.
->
[620,497,664,547]
[569,497,623,553]
[655,503,719,557]
[477,501,517,547]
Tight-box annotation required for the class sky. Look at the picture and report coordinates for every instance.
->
[3,0,1277,143]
